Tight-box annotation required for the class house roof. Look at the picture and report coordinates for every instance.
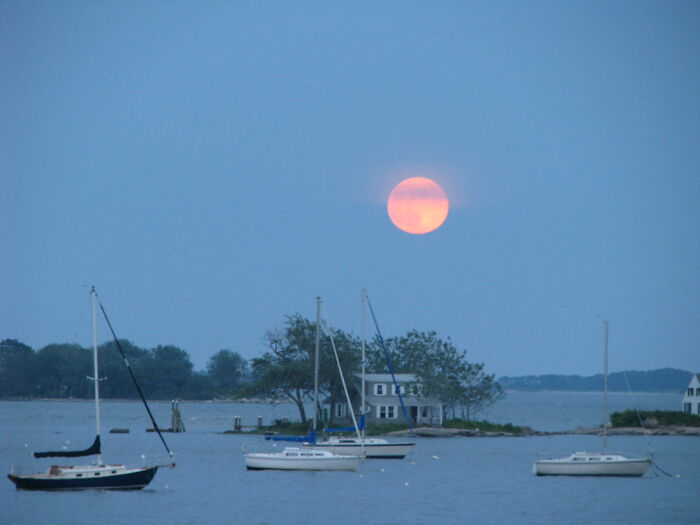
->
[355,373,417,383]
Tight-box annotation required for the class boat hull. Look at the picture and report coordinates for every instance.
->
[7,465,158,490]
[244,449,362,471]
[312,440,415,459]
[534,455,651,477]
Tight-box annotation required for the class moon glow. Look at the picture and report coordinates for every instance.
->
[387,177,449,234]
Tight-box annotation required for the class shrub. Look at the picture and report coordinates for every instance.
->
[611,410,700,428]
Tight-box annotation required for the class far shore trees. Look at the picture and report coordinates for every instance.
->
[0,322,502,422]
[207,349,248,398]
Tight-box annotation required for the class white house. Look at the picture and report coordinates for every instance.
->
[331,373,443,427]
[681,374,700,415]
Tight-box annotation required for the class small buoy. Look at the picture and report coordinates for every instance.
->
[380,468,385,472]
[411,462,416,466]
[432,455,439,460]
[404,482,409,486]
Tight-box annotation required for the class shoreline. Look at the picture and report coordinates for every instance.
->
[388,425,700,438]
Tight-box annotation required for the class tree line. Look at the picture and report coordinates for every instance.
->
[0,339,245,401]
[1,314,503,422]
[497,368,693,393]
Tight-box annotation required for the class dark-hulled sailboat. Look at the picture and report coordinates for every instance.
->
[8,288,174,490]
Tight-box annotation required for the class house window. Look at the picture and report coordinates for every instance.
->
[374,384,385,396]
[688,388,694,396]
[376,405,397,419]
[696,388,700,396]
[421,406,429,418]
[393,384,405,395]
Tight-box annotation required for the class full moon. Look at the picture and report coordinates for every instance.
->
[387,177,449,234]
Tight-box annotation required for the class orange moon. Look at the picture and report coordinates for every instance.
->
[387,177,449,234]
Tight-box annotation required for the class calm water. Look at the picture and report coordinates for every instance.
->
[1,393,698,525]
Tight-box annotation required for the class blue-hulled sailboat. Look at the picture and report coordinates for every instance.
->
[8,288,174,490]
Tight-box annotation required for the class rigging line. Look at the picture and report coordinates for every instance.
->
[652,461,679,478]
[365,295,415,436]
[622,371,654,457]
[72,290,91,341]
[95,293,173,458]
[322,319,362,440]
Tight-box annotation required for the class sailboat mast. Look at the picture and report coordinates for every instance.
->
[313,297,321,434]
[90,287,102,464]
[602,318,609,453]
[360,289,366,438]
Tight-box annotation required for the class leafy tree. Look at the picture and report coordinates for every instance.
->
[245,314,361,424]
[247,315,317,423]
[0,339,37,397]
[144,345,194,399]
[35,343,92,398]
[368,330,503,420]
[98,339,151,399]
[183,370,216,400]
[206,349,247,397]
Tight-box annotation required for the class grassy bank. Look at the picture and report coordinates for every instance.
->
[611,410,700,428]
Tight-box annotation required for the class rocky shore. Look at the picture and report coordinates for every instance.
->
[388,425,700,438]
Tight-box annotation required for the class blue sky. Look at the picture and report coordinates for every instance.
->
[2,2,698,377]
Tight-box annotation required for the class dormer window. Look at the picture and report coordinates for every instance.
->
[689,388,694,396]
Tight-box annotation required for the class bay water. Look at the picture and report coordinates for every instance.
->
[1,392,697,525]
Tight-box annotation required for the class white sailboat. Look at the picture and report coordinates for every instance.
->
[243,447,362,471]
[312,290,415,460]
[533,319,651,477]
[243,297,363,471]
[8,288,173,490]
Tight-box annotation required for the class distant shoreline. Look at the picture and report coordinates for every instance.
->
[0,390,683,402]
[502,390,681,395]
[0,397,290,404]
[389,426,700,438]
